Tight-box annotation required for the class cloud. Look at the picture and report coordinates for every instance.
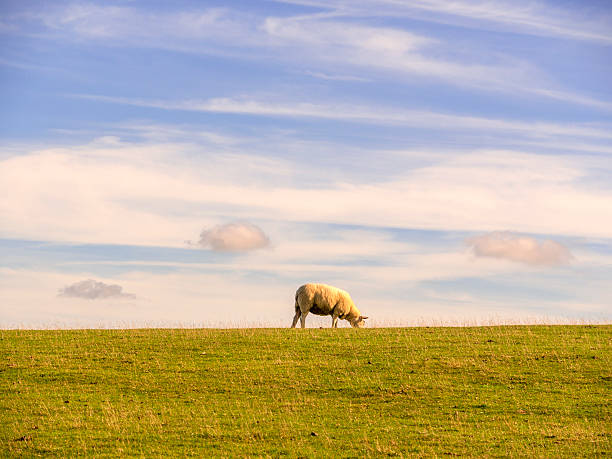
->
[72,94,612,139]
[197,222,270,252]
[467,232,573,266]
[274,0,612,45]
[36,4,246,44]
[59,279,135,299]
[261,15,515,87]
[259,9,612,108]
[304,70,369,82]
[2,141,612,247]
[8,3,607,108]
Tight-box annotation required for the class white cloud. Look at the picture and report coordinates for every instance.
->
[261,14,518,88]
[59,279,135,299]
[527,88,612,112]
[37,4,250,45]
[28,3,611,108]
[258,5,612,107]
[273,0,612,44]
[73,94,612,140]
[263,15,430,53]
[467,231,573,266]
[304,70,369,82]
[395,0,612,44]
[1,140,612,247]
[197,222,270,252]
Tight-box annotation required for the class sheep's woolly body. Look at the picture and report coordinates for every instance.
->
[292,283,366,328]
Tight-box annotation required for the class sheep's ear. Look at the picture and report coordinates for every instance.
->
[361,316,368,320]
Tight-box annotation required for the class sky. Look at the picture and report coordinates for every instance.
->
[1,0,611,328]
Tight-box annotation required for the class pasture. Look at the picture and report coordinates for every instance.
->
[1,326,610,457]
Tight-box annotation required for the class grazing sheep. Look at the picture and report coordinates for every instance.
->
[291,283,368,328]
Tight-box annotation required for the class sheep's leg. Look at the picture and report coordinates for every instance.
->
[300,311,308,328]
[291,308,301,328]
[331,304,340,328]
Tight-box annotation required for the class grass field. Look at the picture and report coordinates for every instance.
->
[1,326,610,457]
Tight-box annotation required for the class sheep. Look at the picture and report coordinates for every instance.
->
[291,283,368,328]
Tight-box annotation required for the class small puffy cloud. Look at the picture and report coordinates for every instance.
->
[197,222,270,252]
[59,279,135,299]
[467,231,572,266]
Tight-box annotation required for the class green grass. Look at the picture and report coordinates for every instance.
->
[1,326,610,457]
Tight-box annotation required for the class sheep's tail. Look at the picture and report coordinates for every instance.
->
[294,284,309,314]
[291,289,303,328]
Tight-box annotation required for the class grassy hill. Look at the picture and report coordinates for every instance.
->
[1,326,610,457]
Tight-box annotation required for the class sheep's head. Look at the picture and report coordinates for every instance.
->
[351,315,368,328]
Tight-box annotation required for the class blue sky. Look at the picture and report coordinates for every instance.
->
[1,0,611,327]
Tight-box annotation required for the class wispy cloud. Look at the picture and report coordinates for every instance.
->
[273,0,612,44]
[20,3,610,109]
[72,93,612,140]
[261,13,612,109]
[59,279,135,299]
[261,14,518,88]
[467,231,573,266]
[36,4,250,44]
[304,70,369,82]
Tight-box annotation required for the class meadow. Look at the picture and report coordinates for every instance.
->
[1,325,610,457]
